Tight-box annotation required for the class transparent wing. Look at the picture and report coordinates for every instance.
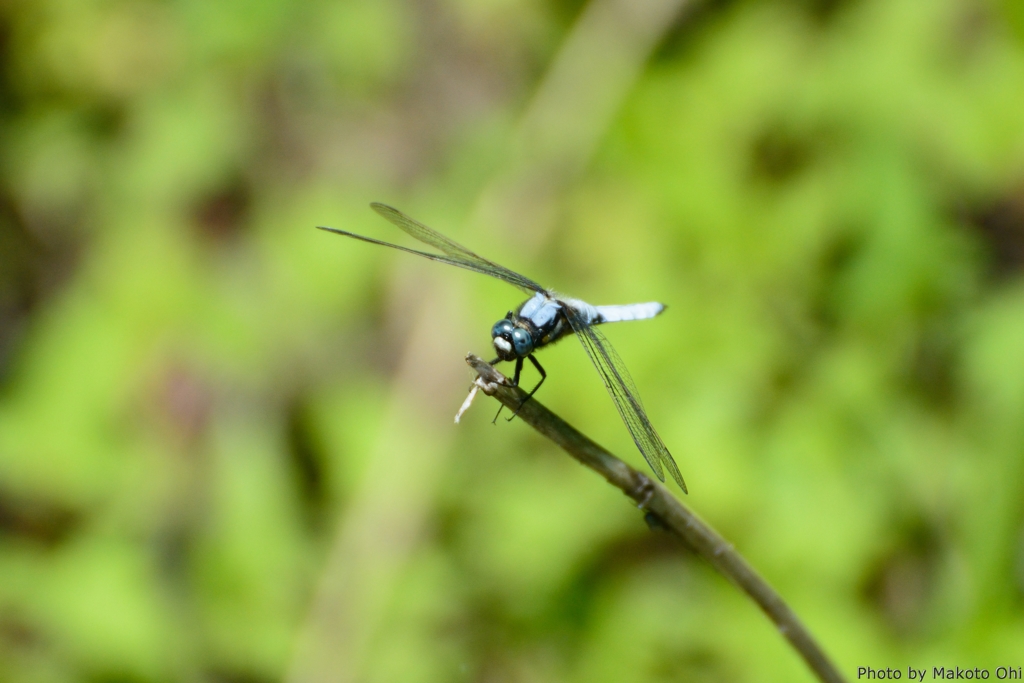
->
[564,305,687,493]
[316,203,545,294]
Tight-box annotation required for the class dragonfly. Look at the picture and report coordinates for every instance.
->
[318,203,687,493]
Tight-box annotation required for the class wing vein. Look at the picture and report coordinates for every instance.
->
[564,306,686,492]
[368,203,544,293]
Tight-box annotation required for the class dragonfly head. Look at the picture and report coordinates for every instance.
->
[491,318,534,361]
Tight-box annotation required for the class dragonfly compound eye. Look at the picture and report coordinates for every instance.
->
[491,319,514,338]
[511,327,534,356]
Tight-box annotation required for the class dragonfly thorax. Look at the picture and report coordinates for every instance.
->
[491,318,535,361]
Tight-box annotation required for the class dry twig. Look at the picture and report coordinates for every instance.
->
[464,353,847,683]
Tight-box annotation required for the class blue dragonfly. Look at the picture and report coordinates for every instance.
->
[319,203,686,493]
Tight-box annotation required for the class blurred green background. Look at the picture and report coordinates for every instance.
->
[2,0,1024,681]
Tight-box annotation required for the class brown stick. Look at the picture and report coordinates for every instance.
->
[465,353,847,683]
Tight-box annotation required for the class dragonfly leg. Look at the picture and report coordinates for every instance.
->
[508,355,546,421]
[492,357,523,424]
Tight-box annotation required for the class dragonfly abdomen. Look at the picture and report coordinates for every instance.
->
[593,302,665,324]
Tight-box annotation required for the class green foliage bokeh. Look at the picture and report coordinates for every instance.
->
[1,0,1024,681]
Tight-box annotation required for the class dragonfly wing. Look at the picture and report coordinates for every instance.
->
[316,225,514,285]
[564,305,687,493]
[366,203,545,294]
